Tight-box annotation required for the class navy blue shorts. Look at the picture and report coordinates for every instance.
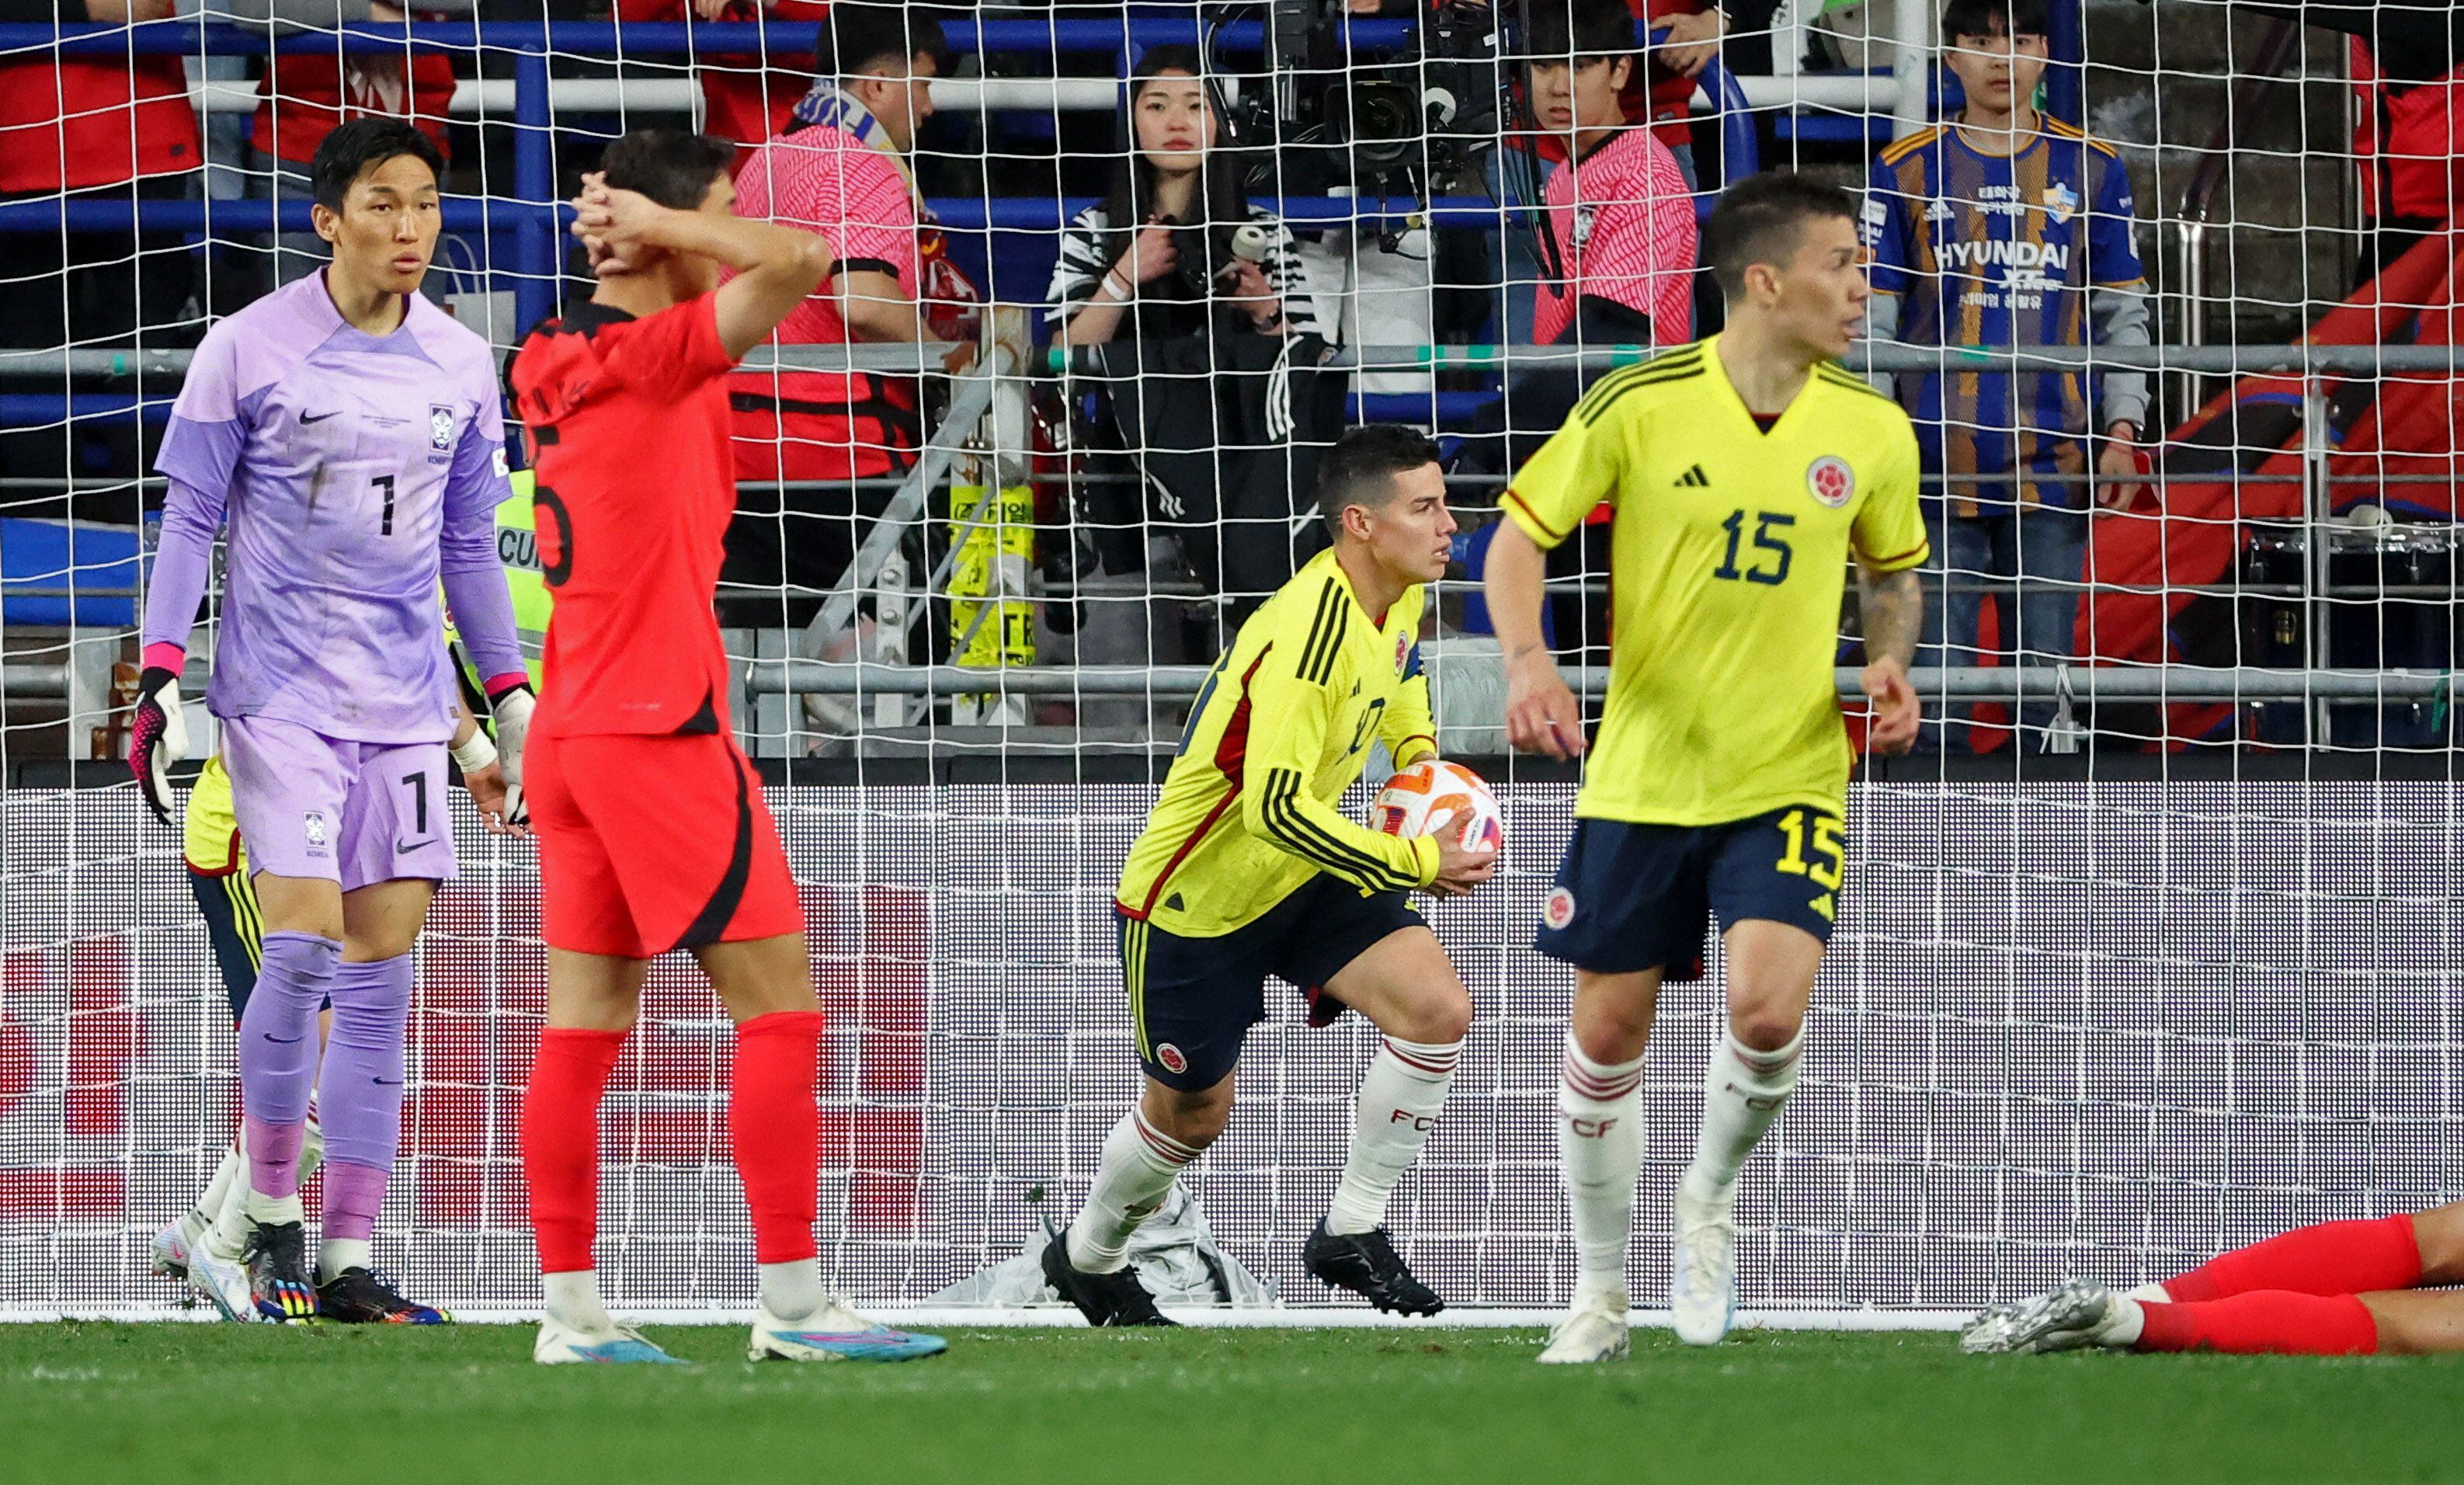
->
[1117,875,1426,1091]
[1534,806,1844,979]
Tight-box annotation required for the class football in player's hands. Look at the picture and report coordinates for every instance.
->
[1371,760,1504,854]
[128,664,188,826]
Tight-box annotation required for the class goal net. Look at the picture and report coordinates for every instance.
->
[2,0,2460,1319]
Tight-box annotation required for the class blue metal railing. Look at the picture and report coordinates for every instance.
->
[0,12,1765,352]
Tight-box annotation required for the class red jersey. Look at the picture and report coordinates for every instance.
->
[0,54,198,193]
[1534,127,1698,347]
[614,0,831,158]
[250,44,456,165]
[728,121,924,483]
[509,294,741,738]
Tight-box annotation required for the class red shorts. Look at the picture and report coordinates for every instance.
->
[527,729,804,958]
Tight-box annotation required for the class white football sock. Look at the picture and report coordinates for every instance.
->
[1326,1036,1461,1235]
[243,1188,305,1227]
[1065,1108,1197,1275]
[299,1108,325,1184]
[2124,1282,2172,1304]
[207,1150,254,1258]
[759,1259,826,1323]
[318,1237,371,1282]
[193,1142,243,1224]
[2095,1294,2147,1347]
[1680,1028,1804,1210]
[542,1270,613,1333]
[1558,1033,1646,1309]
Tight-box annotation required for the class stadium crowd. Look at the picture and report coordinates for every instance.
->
[3,0,2456,756]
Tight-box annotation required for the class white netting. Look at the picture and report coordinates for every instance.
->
[2,0,2461,1317]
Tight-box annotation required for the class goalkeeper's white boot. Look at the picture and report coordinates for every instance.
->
[1961,1280,2139,1355]
[150,1209,205,1285]
[1536,1295,1631,1365]
[748,1297,948,1363]
[533,1316,688,1365]
[1669,1185,1738,1346]
[186,1234,259,1324]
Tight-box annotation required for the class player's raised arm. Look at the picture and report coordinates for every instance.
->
[571,166,835,360]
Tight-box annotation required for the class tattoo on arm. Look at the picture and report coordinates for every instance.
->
[1860,567,1924,669]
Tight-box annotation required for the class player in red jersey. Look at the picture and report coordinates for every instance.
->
[1965,1202,2464,1356]
[506,128,944,1366]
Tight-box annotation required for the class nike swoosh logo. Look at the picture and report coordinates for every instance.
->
[301,410,342,424]
[374,1077,403,1087]
[268,1035,303,1044]
[395,840,425,854]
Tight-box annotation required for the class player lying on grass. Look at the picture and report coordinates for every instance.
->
[130,116,533,1325]
[1042,425,1496,1327]
[150,714,517,1323]
[1486,171,1930,1362]
[507,127,942,1366]
[1966,1203,2464,1356]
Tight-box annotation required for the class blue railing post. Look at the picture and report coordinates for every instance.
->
[513,46,554,338]
[2046,0,2084,127]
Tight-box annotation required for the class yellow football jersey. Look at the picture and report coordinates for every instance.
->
[182,753,247,875]
[1502,337,1928,827]
[1117,548,1443,937]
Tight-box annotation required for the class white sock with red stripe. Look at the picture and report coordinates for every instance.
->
[1326,1036,1462,1236]
[1680,1028,1804,1210]
[1559,1032,1646,1309]
[1066,1108,1198,1275]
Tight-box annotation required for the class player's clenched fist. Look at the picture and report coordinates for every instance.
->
[1504,645,1586,760]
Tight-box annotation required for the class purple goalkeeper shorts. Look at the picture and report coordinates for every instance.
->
[219,715,457,892]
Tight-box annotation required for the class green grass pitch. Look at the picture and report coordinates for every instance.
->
[5,1322,2459,1483]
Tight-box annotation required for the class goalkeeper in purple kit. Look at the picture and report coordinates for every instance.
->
[127,117,534,1324]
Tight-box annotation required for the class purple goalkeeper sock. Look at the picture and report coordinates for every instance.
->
[320,1160,388,1243]
[238,930,341,1199]
[316,955,413,1214]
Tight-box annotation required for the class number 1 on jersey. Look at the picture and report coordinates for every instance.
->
[372,474,396,536]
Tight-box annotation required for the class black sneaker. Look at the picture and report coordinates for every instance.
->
[1304,1221,1445,1316]
[1041,1231,1178,1327]
[244,1220,318,1323]
[318,1266,449,1324]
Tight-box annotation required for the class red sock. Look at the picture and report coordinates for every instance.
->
[731,1010,823,1266]
[2165,1213,2421,1302]
[2136,1290,2379,1355]
[520,1027,627,1275]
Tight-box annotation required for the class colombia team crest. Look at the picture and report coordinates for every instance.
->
[1806,455,1854,508]
[1395,630,1412,676]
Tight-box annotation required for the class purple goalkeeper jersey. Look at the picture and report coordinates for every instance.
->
[148,273,523,745]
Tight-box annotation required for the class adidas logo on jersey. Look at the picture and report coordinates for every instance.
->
[1674,464,1711,488]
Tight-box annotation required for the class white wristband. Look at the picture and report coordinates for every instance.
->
[450,729,499,774]
[1102,270,1134,301]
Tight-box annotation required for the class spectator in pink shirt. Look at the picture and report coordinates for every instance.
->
[1524,0,1699,349]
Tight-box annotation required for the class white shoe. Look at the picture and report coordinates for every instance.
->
[186,1236,260,1323]
[151,1211,204,1283]
[1538,1297,1631,1365]
[1961,1280,2136,1355]
[748,1298,948,1363]
[533,1315,688,1365]
[1670,1187,1737,1347]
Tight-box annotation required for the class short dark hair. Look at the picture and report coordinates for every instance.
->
[598,129,736,211]
[308,118,443,214]
[1701,171,1858,301]
[1318,424,1442,534]
[823,2,950,78]
[1520,0,1634,63]
[1941,0,2049,41]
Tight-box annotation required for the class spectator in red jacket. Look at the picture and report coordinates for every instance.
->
[228,0,460,290]
[0,0,202,520]
[614,0,833,165]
